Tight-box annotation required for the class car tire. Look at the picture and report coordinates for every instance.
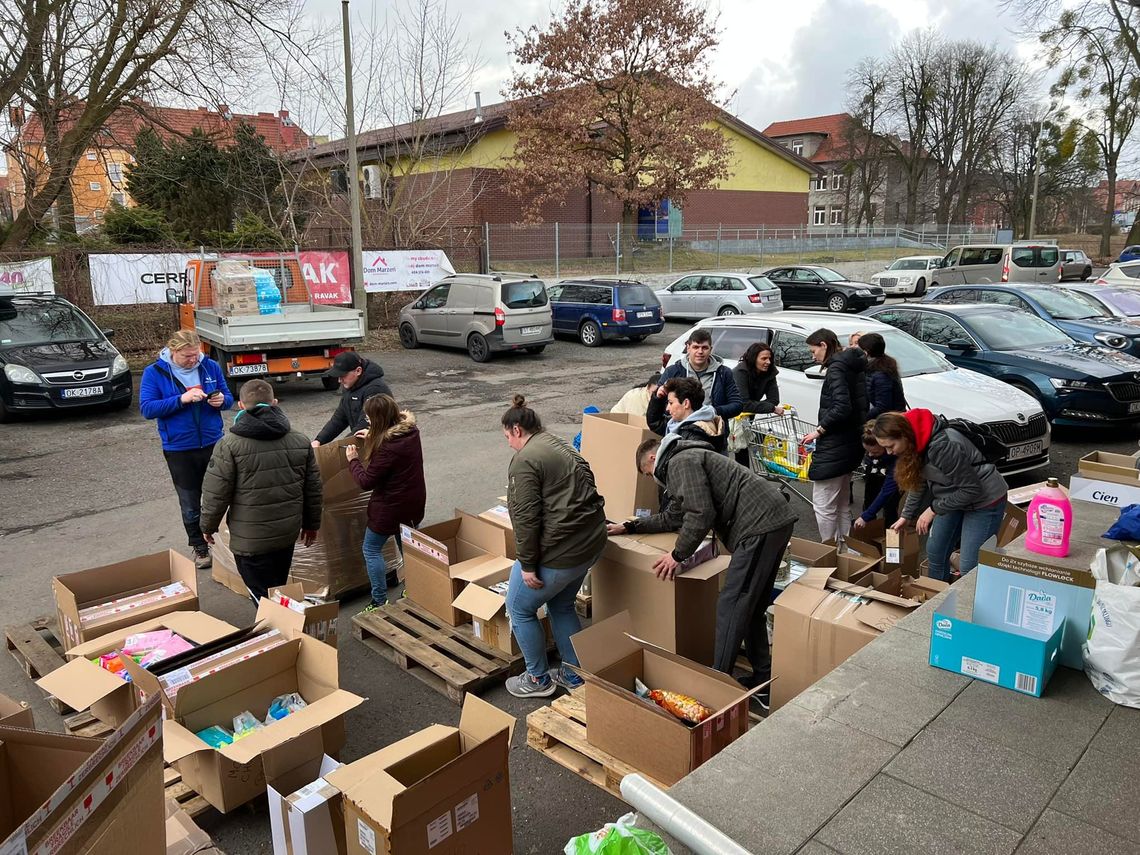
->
[467,332,492,363]
[1082,267,1092,281]
[718,305,741,316]
[827,293,848,313]
[399,323,418,349]
[579,320,602,347]
[321,376,340,391]
[914,278,927,297]
[525,345,546,354]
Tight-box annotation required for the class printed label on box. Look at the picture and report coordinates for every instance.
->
[1015,672,1039,694]
[454,793,479,832]
[0,833,27,855]
[1005,586,1056,635]
[357,818,377,855]
[426,812,453,849]
[886,546,901,564]
[960,656,1000,684]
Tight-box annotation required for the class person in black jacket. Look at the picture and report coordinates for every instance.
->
[732,342,780,466]
[859,332,907,419]
[313,352,393,446]
[654,328,742,441]
[802,328,868,542]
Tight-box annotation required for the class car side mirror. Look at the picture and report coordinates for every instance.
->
[100,328,115,339]
[947,338,975,352]
[165,287,184,305]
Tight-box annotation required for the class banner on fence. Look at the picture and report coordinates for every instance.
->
[0,257,55,294]
[362,249,453,292]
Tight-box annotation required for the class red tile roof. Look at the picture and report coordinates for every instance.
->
[762,113,852,163]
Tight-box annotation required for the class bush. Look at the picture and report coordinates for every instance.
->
[103,203,179,245]
[207,213,288,250]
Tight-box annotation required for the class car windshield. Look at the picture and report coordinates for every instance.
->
[748,276,777,290]
[1031,288,1109,321]
[966,311,1072,350]
[502,280,548,309]
[1097,288,1140,316]
[888,259,930,271]
[0,299,101,346]
[876,328,952,377]
[814,268,846,282]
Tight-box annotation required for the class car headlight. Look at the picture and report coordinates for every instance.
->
[1094,332,1129,349]
[896,276,914,284]
[4,364,40,384]
[856,289,873,296]
[1049,378,1091,390]
[112,354,130,376]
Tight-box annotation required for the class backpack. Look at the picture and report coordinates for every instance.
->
[943,418,1004,465]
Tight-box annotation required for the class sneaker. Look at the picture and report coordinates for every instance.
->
[505,673,556,699]
[193,546,212,570]
[549,666,584,692]
[751,690,771,715]
[359,601,386,615]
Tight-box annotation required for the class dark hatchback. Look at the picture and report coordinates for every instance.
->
[863,302,1140,425]
[546,279,665,347]
[761,265,885,313]
[0,293,132,421]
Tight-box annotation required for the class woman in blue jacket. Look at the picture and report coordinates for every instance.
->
[139,330,232,569]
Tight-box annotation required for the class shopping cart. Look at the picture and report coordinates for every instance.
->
[743,407,818,503]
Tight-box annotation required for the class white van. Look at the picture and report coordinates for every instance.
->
[932,243,1062,288]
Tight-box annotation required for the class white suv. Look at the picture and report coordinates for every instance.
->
[661,312,1050,473]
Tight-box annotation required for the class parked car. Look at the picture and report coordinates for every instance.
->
[760,265,885,313]
[1062,283,1140,320]
[398,273,553,362]
[653,271,783,320]
[868,255,943,297]
[930,243,1062,287]
[1093,260,1140,286]
[1060,249,1094,281]
[863,302,1140,426]
[661,312,1050,473]
[0,290,133,421]
[923,284,1140,357]
[546,278,664,346]
[1118,245,1140,264]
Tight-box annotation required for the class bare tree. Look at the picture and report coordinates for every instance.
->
[882,30,940,225]
[841,58,890,228]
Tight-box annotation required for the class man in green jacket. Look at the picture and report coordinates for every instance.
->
[200,379,322,603]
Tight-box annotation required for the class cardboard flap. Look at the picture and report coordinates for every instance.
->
[451,584,505,622]
[676,554,731,582]
[64,611,236,658]
[173,637,300,720]
[324,725,457,796]
[800,566,840,590]
[853,600,913,632]
[458,693,516,745]
[315,437,365,504]
[256,597,307,638]
[342,768,404,831]
[220,689,364,765]
[261,727,329,782]
[36,657,125,710]
[824,577,920,609]
[571,611,641,673]
[163,719,209,763]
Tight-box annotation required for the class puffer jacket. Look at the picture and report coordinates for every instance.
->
[866,368,907,419]
[199,405,322,554]
[902,416,1008,518]
[315,359,393,444]
[808,347,868,481]
[732,362,780,415]
[348,412,427,535]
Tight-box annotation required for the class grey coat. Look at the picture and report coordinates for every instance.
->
[902,418,1007,519]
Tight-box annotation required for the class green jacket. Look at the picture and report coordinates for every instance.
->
[200,405,323,555]
[507,431,607,571]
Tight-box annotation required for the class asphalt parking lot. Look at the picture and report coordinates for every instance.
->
[1,314,1137,853]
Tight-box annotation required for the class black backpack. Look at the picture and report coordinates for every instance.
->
[943,418,1004,465]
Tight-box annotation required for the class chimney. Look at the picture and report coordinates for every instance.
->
[474,92,483,123]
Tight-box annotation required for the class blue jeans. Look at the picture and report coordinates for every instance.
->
[363,529,391,605]
[926,498,1007,582]
[505,555,599,678]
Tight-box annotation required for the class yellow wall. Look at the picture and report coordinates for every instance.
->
[375,128,520,176]
[7,145,134,221]
[714,123,812,193]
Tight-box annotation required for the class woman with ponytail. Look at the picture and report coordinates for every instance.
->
[873,409,1007,582]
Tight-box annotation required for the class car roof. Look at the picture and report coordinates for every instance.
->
[691,311,890,335]
[894,255,942,260]
[671,270,754,277]
[938,283,1057,292]
[886,302,1019,316]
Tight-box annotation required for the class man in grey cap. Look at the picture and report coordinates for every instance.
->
[312,351,394,447]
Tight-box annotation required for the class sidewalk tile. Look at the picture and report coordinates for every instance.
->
[1089,704,1140,763]
[1017,809,1140,855]
[796,843,841,854]
[1052,747,1140,844]
[845,623,971,698]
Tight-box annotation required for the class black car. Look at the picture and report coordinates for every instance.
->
[0,292,133,421]
[863,301,1140,425]
[762,265,885,313]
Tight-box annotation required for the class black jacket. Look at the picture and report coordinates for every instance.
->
[808,347,868,481]
[315,359,393,444]
[658,357,743,424]
[866,368,907,419]
[732,362,779,414]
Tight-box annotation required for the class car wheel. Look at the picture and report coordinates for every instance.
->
[1082,267,1092,281]
[525,345,546,355]
[718,305,741,316]
[579,320,602,347]
[467,332,492,363]
[827,293,848,313]
[914,278,927,297]
[399,323,419,349]
[321,376,340,391]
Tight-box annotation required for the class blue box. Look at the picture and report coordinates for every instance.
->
[929,591,1063,697]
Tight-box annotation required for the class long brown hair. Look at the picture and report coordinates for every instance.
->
[872,412,922,491]
[361,394,401,461]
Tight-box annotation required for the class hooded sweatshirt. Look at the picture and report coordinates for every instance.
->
[658,354,743,423]
[160,347,204,391]
[900,409,1007,519]
[661,404,726,455]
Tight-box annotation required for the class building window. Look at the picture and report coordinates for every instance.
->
[812,175,826,191]
[88,181,101,191]
[813,206,826,226]
[108,163,123,185]
[833,173,845,190]
[112,191,127,206]
[86,151,97,161]
[831,207,843,225]
[93,209,104,220]
[791,138,804,155]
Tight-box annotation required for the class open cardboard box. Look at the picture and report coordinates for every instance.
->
[0,693,32,729]
[166,798,223,855]
[266,741,346,855]
[0,696,164,855]
[451,566,551,655]
[52,549,199,650]
[579,413,661,522]
[1071,451,1140,507]
[326,695,516,855]
[36,611,238,729]
[267,582,341,647]
[591,532,728,666]
[571,612,758,787]
[401,511,515,626]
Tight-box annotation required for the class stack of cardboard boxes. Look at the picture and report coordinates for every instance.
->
[212,260,261,317]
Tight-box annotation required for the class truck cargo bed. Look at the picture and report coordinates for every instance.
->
[195,304,366,349]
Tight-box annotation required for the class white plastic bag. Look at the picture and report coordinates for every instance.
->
[1083,548,1140,707]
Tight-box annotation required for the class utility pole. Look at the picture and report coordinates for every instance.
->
[1028,104,1057,240]
[342,0,367,327]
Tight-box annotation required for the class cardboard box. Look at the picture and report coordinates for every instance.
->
[450,566,552,655]
[591,532,729,666]
[579,413,660,522]
[128,633,364,813]
[477,503,513,533]
[832,552,882,582]
[771,567,921,710]
[37,611,238,729]
[166,799,222,855]
[326,695,516,855]
[929,591,1062,697]
[571,612,756,787]
[0,696,164,855]
[0,693,32,729]
[53,550,199,650]
[401,511,515,626]
[1071,451,1140,507]
[901,576,950,602]
[267,751,345,855]
[884,528,922,576]
[268,582,341,647]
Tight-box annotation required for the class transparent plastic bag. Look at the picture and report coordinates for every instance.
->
[564,813,672,855]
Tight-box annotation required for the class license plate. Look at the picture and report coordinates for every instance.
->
[1130,401,1140,414]
[521,326,543,336]
[637,311,653,318]
[1007,440,1043,461]
[230,363,268,376]
[61,385,103,399]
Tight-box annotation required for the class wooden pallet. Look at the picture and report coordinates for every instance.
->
[352,600,526,704]
[574,591,591,619]
[165,765,212,820]
[526,690,669,802]
[5,616,75,714]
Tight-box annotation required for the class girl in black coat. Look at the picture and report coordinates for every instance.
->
[802,329,868,542]
[859,332,907,419]
[732,342,780,466]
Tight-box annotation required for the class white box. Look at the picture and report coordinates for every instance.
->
[267,754,345,855]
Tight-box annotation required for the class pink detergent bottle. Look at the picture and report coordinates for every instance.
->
[1025,478,1072,558]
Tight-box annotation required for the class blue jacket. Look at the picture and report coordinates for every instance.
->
[867,369,907,419]
[139,356,233,451]
[660,356,743,424]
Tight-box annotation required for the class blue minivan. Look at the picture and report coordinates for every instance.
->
[546,279,665,346]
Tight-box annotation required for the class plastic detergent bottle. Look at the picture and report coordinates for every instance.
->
[1025,478,1072,558]
[253,269,282,315]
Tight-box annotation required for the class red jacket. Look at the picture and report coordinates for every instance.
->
[348,416,427,535]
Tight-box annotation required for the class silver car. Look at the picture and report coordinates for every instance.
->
[869,255,943,297]
[654,272,783,320]
[1060,249,1093,281]
[932,243,1062,287]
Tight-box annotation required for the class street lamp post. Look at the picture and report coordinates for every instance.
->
[1027,103,1058,240]
[342,0,367,328]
